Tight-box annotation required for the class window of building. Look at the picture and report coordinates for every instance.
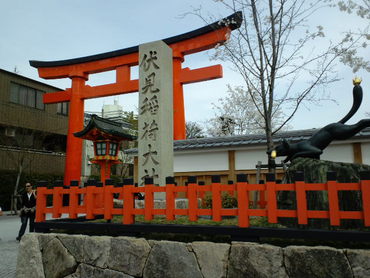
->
[57,102,69,116]
[10,82,45,110]
[36,92,44,110]
[96,142,106,156]
[109,142,118,156]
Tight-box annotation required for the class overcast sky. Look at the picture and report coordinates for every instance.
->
[0,0,369,131]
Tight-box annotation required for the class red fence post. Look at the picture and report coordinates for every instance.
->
[236,174,249,227]
[96,182,104,213]
[68,180,79,219]
[360,171,370,226]
[188,176,198,222]
[144,178,154,221]
[123,178,134,224]
[211,176,222,222]
[258,180,267,209]
[104,179,114,220]
[96,181,104,209]
[35,181,48,222]
[295,172,308,225]
[85,183,95,219]
[52,180,63,218]
[327,172,340,226]
[266,173,278,223]
[166,177,175,221]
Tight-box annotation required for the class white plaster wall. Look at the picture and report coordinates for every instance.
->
[174,151,228,172]
[81,140,93,179]
[169,140,369,173]
[235,149,268,170]
[320,144,354,163]
[362,142,370,165]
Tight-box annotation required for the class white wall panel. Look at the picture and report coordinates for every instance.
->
[362,143,370,165]
[321,144,354,163]
[170,140,368,173]
[174,151,228,172]
[235,149,268,170]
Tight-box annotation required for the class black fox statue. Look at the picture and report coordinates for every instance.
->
[269,80,369,163]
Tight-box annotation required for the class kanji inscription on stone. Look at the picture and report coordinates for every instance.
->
[138,40,173,191]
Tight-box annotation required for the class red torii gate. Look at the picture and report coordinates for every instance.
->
[30,12,242,185]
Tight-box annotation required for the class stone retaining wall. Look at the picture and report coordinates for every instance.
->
[17,233,370,278]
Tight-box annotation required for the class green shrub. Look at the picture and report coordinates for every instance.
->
[202,192,238,209]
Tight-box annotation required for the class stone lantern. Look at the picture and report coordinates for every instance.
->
[74,115,137,183]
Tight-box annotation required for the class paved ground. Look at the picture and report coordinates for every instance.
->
[0,212,72,278]
[0,213,23,278]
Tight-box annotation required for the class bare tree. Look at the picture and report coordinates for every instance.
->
[207,84,288,136]
[192,0,367,169]
[186,121,205,138]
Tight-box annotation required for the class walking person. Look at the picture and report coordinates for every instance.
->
[16,182,36,241]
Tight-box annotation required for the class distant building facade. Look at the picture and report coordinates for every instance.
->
[0,68,68,175]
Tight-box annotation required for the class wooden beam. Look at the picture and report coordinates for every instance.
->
[44,80,139,104]
[171,27,231,56]
[43,89,71,104]
[180,65,223,85]
[82,81,138,99]
[353,143,363,164]
[228,150,236,182]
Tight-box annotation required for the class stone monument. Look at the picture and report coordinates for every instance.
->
[138,40,174,192]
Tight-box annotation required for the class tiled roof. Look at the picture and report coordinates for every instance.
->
[75,114,137,140]
[125,127,370,154]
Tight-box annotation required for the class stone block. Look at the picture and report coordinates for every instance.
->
[114,198,199,210]
[108,236,150,277]
[57,234,86,262]
[65,263,134,278]
[16,233,44,278]
[228,242,288,278]
[37,233,59,251]
[191,241,229,278]
[346,249,370,278]
[143,240,202,278]
[41,237,77,278]
[284,245,352,278]
[175,198,188,209]
[82,235,111,268]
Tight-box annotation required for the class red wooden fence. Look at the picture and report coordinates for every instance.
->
[35,172,370,228]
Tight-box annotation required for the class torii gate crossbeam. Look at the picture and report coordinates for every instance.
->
[30,12,243,185]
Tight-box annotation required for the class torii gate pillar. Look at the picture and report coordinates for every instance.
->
[65,76,86,183]
[173,55,186,139]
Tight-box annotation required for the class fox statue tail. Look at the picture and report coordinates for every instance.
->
[339,80,363,124]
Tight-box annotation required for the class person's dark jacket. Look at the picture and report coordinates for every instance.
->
[20,191,36,216]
